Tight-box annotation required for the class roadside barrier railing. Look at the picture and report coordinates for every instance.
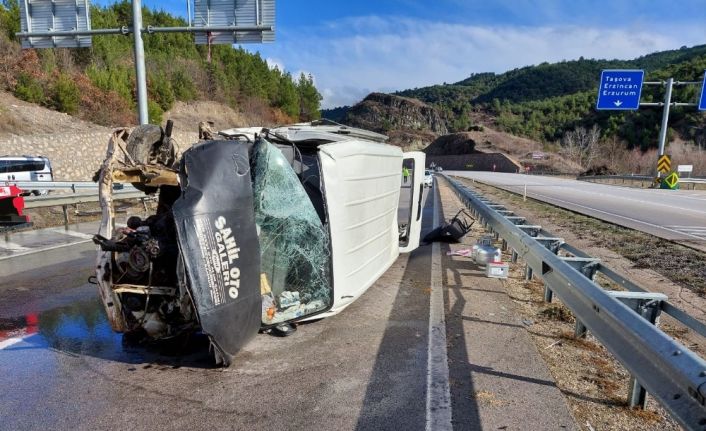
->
[1,181,147,229]
[442,173,706,430]
[1,180,138,193]
[578,174,706,189]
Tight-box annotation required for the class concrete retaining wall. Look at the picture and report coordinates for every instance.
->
[0,131,199,180]
[426,153,522,173]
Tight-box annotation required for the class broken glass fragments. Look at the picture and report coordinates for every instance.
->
[252,138,332,325]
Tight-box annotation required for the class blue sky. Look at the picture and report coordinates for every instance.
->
[96,1,706,108]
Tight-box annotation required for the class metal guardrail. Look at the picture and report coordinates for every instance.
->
[1,180,143,209]
[0,181,148,230]
[579,174,706,187]
[2,180,138,192]
[23,189,146,209]
[442,174,706,430]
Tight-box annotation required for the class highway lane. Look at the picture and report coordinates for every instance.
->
[0,189,438,430]
[449,171,706,250]
[0,183,579,430]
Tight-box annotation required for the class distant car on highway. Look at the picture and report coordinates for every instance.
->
[424,169,434,187]
[0,155,53,195]
[93,120,426,365]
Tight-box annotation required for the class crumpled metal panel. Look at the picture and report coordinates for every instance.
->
[172,140,261,363]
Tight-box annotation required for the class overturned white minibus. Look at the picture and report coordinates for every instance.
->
[93,120,425,365]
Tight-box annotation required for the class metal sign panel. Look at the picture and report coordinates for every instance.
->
[663,172,679,189]
[699,71,706,111]
[596,69,644,110]
[19,0,92,49]
[677,164,693,173]
[657,154,671,174]
[194,0,275,45]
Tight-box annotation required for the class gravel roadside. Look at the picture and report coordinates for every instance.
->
[447,177,697,430]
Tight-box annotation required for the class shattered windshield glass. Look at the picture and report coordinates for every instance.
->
[252,138,332,324]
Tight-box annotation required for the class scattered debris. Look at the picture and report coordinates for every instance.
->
[423,208,474,243]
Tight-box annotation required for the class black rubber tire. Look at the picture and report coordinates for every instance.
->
[269,323,298,337]
[126,124,163,165]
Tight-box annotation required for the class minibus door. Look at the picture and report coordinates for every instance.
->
[399,151,426,253]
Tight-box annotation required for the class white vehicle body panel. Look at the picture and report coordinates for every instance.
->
[317,140,403,316]
[400,151,425,253]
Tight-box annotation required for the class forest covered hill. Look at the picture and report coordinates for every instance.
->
[0,0,322,127]
[394,44,706,150]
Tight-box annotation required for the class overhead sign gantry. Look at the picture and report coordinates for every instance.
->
[16,0,276,125]
[596,68,706,180]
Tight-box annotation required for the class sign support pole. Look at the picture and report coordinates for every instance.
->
[657,78,674,158]
[655,78,673,178]
[131,0,149,125]
[17,1,274,126]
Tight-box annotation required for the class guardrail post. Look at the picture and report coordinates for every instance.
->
[628,297,664,409]
[543,285,553,302]
[534,238,565,301]
[525,265,533,280]
[601,291,667,409]
[511,250,518,263]
[557,257,600,336]
[62,204,69,229]
[574,321,587,338]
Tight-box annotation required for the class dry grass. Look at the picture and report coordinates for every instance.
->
[0,104,31,135]
[442,178,686,430]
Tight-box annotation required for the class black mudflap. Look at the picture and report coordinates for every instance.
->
[172,140,261,363]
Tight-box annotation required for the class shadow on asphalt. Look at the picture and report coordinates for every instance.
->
[437,202,483,430]
[355,188,484,430]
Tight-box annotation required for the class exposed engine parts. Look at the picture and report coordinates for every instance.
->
[92,188,190,340]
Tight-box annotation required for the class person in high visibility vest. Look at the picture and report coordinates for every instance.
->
[402,166,410,184]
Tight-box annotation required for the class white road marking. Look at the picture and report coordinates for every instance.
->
[426,180,452,431]
[665,226,706,239]
[0,241,31,251]
[456,172,706,217]
[47,227,94,239]
[451,173,706,242]
[0,333,36,350]
[0,222,122,261]
[0,239,91,261]
[521,190,706,241]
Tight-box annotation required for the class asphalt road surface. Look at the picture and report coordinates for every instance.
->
[449,171,706,250]
[0,183,577,430]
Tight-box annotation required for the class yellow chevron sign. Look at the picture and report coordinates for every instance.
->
[657,154,671,174]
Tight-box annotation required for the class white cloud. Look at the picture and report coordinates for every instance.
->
[256,17,705,108]
[265,57,285,71]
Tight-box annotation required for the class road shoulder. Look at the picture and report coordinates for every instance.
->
[437,180,577,430]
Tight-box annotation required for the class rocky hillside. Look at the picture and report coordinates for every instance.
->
[0,91,280,180]
[342,93,447,151]
[423,126,583,174]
